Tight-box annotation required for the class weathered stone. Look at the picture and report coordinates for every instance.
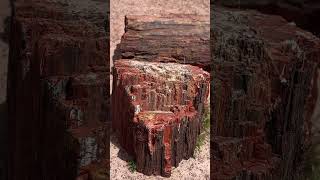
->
[41,74,109,178]
[7,0,109,179]
[115,15,210,71]
[211,5,320,180]
[112,60,209,176]
[214,0,320,37]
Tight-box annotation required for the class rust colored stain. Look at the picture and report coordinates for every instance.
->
[163,125,173,175]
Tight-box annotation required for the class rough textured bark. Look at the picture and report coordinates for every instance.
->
[112,60,209,177]
[7,0,109,179]
[211,6,320,180]
[114,15,210,71]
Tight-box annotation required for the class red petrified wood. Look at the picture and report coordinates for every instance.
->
[112,60,209,176]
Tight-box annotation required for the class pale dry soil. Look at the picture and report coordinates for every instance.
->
[110,133,210,180]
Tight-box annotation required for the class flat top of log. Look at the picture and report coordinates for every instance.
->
[14,0,109,32]
[125,14,209,28]
[115,59,209,83]
[15,0,109,16]
[212,7,320,64]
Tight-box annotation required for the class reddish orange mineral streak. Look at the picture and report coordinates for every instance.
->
[163,125,173,174]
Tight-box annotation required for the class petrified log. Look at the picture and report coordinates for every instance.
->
[112,60,210,176]
[112,14,210,177]
[214,0,320,37]
[41,74,109,179]
[114,15,210,71]
[7,0,109,179]
[211,6,320,180]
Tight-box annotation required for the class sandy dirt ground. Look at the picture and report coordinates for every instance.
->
[110,0,210,179]
[110,133,210,180]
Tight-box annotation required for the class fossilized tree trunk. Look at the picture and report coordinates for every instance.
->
[114,15,210,71]
[211,6,320,180]
[214,0,320,37]
[7,0,110,179]
[112,15,210,177]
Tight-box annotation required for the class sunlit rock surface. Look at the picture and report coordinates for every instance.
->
[112,60,209,176]
[115,15,210,71]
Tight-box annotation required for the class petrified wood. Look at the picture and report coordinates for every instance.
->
[114,15,210,71]
[41,73,109,179]
[112,60,209,176]
[7,0,109,179]
[214,0,320,37]
[211,6,320,180]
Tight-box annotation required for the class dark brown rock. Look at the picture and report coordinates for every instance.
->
[211,6,320,180]
[7,0,109,179]
[214,0,320,37]
[115,15,210,71]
